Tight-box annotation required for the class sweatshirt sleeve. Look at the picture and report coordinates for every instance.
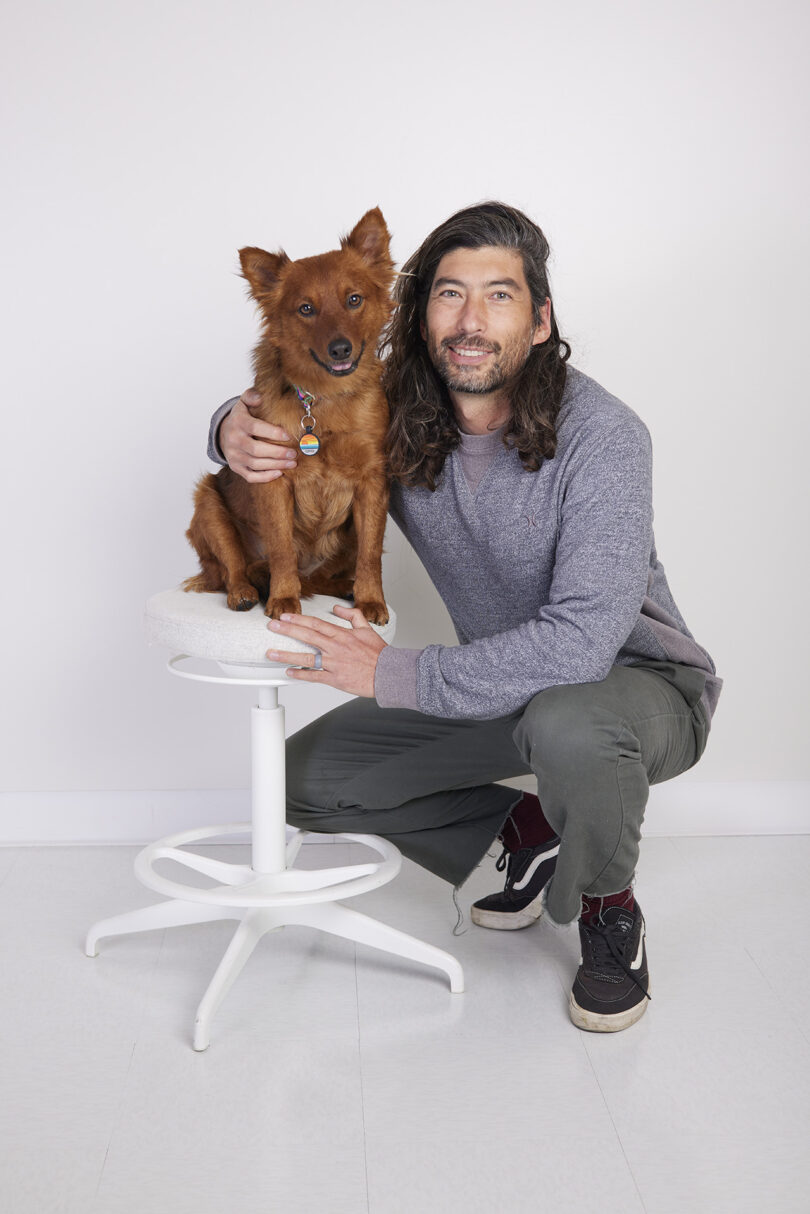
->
[207,397,240,466]
[374,645,422,710]
[410,418,654,720]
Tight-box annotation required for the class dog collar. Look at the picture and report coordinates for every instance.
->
[292,384,320,456]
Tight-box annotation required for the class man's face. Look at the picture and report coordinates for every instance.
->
[422,246,551,395]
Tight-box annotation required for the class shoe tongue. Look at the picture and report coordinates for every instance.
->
[603,908,634,933]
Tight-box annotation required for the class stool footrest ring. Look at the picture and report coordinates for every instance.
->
[134,824,402,908]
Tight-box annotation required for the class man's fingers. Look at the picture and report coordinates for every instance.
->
[264,643,331,682]
[242,442,297,464]
[244,469,283,483]
[235,397,293,444]
[253,422,293,443]
[268,614,340,643]
[284,668,328,684]
[234,458,295,482]
[332,604,371,628]
[265,646,321,667]
[267,610,377,648]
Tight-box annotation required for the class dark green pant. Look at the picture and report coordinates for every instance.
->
[286,660,709,923]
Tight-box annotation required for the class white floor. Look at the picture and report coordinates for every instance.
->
[1,835,809,1214]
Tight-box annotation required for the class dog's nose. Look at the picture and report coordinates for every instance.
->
[328,337,353,362]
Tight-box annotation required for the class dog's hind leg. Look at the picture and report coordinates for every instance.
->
[245,561,270,601]
[182,529,225,593]
[301,569,356,600]
[182,568,220,593]
[299,520,357,601]
[185,475,259,611]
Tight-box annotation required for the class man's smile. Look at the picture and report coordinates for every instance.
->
[445,340,497,365]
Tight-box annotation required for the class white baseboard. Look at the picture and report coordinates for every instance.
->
[0,782,808,845]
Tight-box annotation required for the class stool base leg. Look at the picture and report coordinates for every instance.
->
[192,899,465,1051]
[287,902,465,994]
[85,899,239,958]
[193,909,278,1051]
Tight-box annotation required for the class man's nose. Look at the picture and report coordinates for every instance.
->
[457,294,485,333]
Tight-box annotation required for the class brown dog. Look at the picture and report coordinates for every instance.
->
[184,208,394,624]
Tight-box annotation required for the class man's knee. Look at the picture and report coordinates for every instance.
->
[512,681,635,771]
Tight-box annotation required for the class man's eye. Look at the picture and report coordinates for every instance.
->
[440,289,460,298]
[298,303,315,316]
[492,292,511,300]
[347,293,363,308]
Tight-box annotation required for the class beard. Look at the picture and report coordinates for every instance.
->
[426,326,535,395]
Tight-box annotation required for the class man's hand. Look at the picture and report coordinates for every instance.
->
[220,389,298,483]
[265,604,387,698]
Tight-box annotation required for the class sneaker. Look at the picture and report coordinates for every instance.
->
[569,902,651,1032]
[470,837,561,930]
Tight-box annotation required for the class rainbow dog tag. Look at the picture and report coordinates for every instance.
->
[294,385,321,455]
[299,426,320,456]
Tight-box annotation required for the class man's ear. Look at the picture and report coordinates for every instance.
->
[531,298,552,346]
[342,207,391,265]
[238,247,290,297]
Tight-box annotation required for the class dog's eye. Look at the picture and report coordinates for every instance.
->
[347,294,363,309]
[298,303,315,316]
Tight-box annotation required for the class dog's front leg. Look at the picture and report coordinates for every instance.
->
[253,478,302,619]
[351,474,389,625]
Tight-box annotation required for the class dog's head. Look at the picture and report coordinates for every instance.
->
[239,208,394,392]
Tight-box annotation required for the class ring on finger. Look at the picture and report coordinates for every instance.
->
[312,651,323,670]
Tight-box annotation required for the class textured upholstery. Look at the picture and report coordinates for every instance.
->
[144,588,396,669]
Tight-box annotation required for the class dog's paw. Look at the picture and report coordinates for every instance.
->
[266,596,301,620]
[227,585,260,611]
[354,600,389,626]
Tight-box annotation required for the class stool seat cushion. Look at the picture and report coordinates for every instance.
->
[144,588,396,669]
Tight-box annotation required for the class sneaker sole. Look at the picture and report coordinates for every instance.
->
[568,983,651,1033]
[470,892,545,931]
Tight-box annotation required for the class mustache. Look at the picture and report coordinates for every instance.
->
[440,335,501,354]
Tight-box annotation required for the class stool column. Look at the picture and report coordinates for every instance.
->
[250,685,287,875]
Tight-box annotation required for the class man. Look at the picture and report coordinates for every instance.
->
[206,202,722,1033]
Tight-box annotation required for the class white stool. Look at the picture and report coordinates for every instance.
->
[86,589,464,1050]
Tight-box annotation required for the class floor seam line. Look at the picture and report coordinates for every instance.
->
[94,920,167,1199]
[354,944,372,1214]
[580,1038,649,1213]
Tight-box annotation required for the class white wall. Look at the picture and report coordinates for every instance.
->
[2,0,808,838]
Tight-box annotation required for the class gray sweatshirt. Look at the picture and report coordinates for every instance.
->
[207,365,722,725]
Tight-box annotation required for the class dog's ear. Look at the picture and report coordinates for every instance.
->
[239,247,290,297]
[342,208,391,266]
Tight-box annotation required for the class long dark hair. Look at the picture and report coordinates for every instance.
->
[381,201,571,490]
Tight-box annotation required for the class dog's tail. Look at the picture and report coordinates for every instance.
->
[182,572,214,593]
